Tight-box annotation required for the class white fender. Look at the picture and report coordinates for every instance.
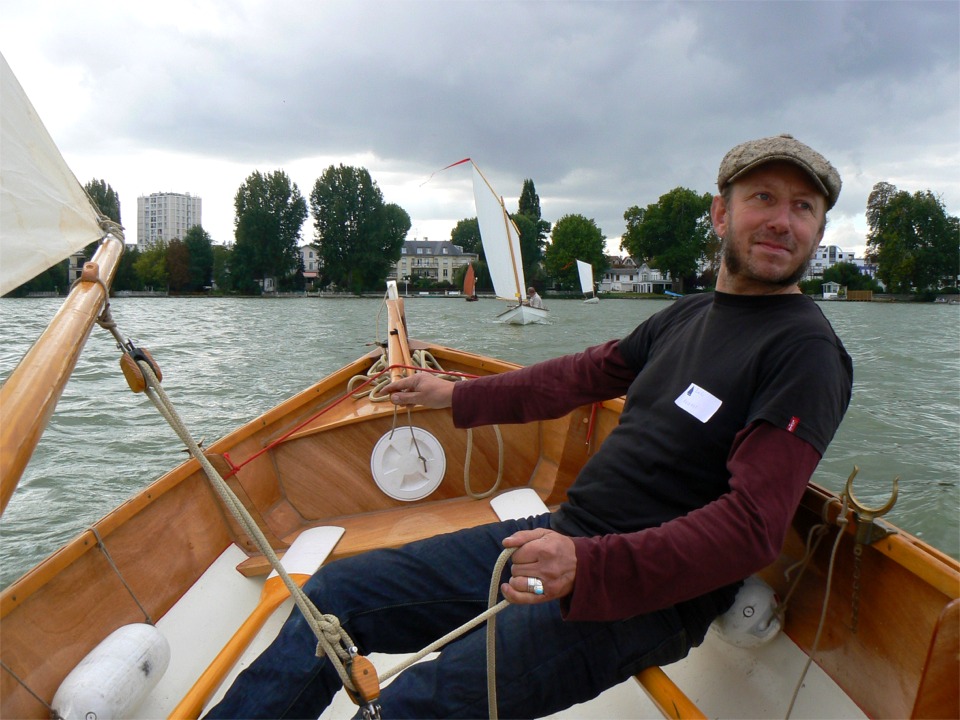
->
[710,576,782,648]
[52,622,170,720]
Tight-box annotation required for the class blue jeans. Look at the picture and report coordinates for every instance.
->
[205,515,729,719]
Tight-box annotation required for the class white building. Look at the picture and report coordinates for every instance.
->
[599,256,673,293]
[300,245,319,281]
[137,192,202,249]
[807,244,855,278]
[392,239,478,287]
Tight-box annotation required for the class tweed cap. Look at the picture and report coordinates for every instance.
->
[718,134,841,209]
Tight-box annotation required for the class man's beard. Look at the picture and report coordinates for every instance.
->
[722,232,811,289]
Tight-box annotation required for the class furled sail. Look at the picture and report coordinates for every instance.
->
[0,53,105,295]
[470,162,526,303]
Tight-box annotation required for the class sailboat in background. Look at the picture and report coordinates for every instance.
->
[463,263,478,302]
[577,260,599,304]
[438,159,547,325]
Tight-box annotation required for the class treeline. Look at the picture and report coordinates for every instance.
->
[8,171,957,298]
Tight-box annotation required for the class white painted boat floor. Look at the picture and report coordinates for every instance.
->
[135,544,865,719]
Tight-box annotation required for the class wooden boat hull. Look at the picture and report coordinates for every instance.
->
[1,334,957,719]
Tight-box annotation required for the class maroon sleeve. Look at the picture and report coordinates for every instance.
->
[561,421,820,621]
[451,340,635,428]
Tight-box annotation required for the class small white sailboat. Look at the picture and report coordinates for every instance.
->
[577,259,599,304]
[439,159,547,325]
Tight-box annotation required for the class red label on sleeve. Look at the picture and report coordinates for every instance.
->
[787,416,800,433]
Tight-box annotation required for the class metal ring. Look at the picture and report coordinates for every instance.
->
[527,577,544,595]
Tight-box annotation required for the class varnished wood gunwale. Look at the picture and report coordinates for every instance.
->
[760,483,960,719]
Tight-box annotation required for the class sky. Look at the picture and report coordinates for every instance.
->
[2,0,958,259]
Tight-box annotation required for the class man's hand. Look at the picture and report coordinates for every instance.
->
[501,529,577,604]
[382,373,455,409]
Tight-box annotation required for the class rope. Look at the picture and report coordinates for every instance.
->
[783,494,850,719]
[94,304,360,692]
[485,547,516,720]
[464,425,504,499]
[89,526,154,625]
[0,660,64,720]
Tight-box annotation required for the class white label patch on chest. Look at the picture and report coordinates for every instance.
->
[674,383,722,423]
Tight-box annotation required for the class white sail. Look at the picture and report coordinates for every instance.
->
[470,162,526,303]
[576,260,594,295]
[0,53,104,296]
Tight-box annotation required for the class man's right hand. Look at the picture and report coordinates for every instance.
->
[382,373,456,409]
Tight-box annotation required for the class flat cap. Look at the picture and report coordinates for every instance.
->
[717,133,841,209]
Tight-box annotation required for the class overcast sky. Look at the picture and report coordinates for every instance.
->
[2,0,957,257]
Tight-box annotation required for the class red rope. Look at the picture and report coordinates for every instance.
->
[585,402,600,449]
[220,363,478,477]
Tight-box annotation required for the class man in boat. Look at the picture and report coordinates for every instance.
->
[207,134,852,719]
[525,286,544,308]
[526,286,544,308]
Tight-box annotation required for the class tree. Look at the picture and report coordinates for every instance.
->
[233,170,308,294]
[518,178,543,220]
[212,244,233,292]
[621,187,714,293]
[451,217,482,256]
[822,262,881,292]
[166,238,191,292]
[544,214,607,290]
[866,182,959,293]
[310,165,410,293]
[84,179,121,223]
[514,179,550,287]
[133,240,168,290]
[82,179,122,259]
[113,246,143,292]
[183,225,214,291]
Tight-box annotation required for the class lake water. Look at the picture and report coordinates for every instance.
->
[1,295,958,587]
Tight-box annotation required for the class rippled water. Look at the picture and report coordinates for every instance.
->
[1,296,957,587]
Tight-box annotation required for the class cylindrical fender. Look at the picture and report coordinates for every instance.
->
[52,623,170,719]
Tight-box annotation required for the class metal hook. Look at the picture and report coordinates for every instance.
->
[843,465,900,544]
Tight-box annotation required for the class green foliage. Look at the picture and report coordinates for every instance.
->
[233,170,308,293]
[544,214,607,290]
[84,179,121,223]
[866,182,960,292]
[112,246,143,292]
[451,218,482,257]
[798,278,823,295]
[134,240,169,290]
[822,262,881,292]
[513,179,550,286]
[212,244,233,292]
[310,165,410,293]
[183,226,214,291]
[518,178,542,220]
[621,187,714,292]
[512,213,548,287]
[166,239,190,292]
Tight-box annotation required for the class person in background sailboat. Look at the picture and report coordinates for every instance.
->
[206,134,852,720]
[525,286,544,309]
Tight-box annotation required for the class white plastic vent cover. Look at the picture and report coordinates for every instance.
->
[370,427,446,501]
